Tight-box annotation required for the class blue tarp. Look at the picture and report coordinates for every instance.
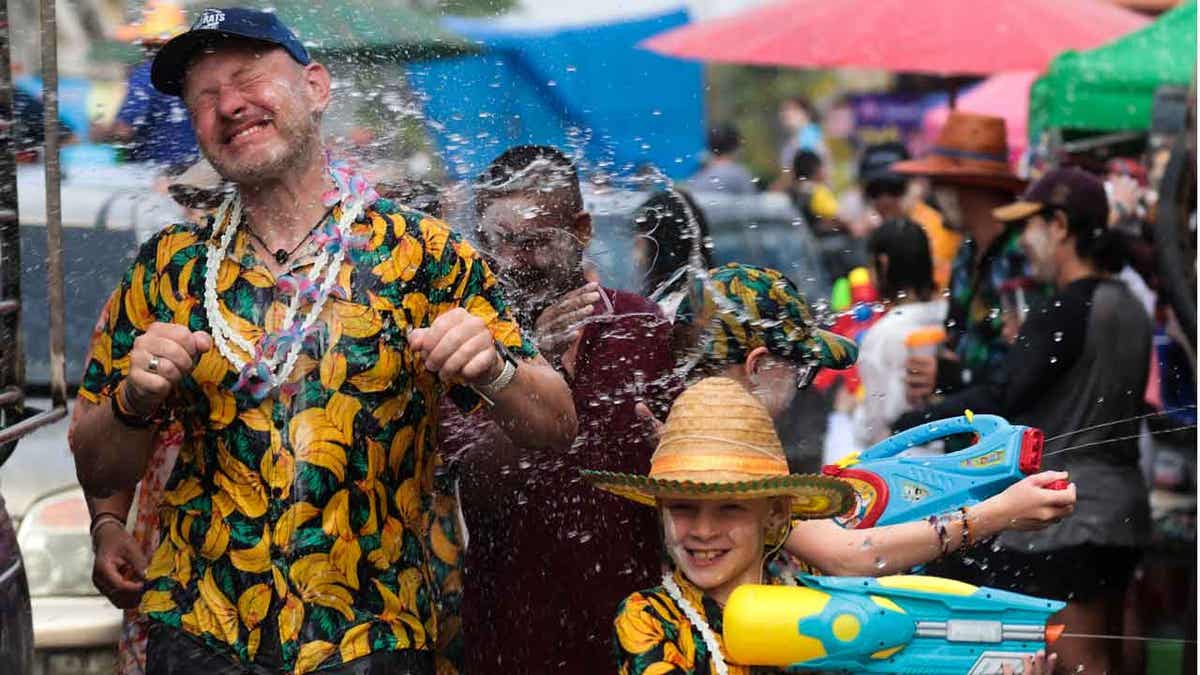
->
[407,9,704,182]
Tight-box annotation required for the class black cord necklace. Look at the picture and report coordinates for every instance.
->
[244,207,334,265]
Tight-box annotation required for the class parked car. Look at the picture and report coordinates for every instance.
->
[0,161,182,675]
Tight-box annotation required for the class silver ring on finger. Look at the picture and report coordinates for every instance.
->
[148,355,161,373]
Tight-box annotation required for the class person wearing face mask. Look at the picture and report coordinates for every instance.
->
[892,167,1151,675]
[443,145,677,674]
[890,113,1048,408]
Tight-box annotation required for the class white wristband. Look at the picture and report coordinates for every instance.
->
[475,357,517,401]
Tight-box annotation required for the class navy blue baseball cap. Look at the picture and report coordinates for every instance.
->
[151,7,311,97]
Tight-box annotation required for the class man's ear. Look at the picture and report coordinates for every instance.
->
[572,210,593,249]
[744,346,771,379]
[303,62,333,113]
[1050,210,1072,244]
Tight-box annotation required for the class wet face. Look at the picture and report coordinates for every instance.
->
[477,194,586,302]
[747,353,812,420]
[661,498,775,601]
[1019,212,1059,283]
[183,45,329,186]
[779,102,810,133]
[932,183,964,231]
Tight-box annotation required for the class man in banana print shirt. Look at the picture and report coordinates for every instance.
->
[68,9,576,674]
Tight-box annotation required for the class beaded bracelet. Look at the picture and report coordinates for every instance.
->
[959,507,975,548]
[927,514,950,555]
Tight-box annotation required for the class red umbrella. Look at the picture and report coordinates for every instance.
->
[642,0,1149,76]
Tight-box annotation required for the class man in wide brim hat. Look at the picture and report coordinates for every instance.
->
[892,111,1025,194]
[584,377,854,518]
[887,112,1047,418]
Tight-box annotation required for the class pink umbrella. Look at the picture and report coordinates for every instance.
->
[921,71,1038,165]
[643,0,1148,76]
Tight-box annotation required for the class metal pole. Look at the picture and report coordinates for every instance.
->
[40,0,66,411]
[0,0,20,393]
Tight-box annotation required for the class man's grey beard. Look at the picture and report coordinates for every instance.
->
[205,113,321,187]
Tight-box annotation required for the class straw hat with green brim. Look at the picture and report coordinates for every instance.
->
[675,264,858,373]
[582,377,854,518]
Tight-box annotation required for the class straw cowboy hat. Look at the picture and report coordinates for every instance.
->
[582,377,854,518]
[114,0,187,45]
[892,111,1026,194]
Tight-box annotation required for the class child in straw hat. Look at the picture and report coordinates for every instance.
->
[587,377,1060,675]
[660,264,1075,579]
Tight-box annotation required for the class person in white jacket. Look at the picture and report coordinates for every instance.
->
[852,217,948,448]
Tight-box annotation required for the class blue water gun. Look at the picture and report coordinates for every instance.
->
[724,574,1066,674]
[822,413,1064,529]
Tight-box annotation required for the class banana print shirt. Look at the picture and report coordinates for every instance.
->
[614,557,815,675]
[78,197,534,673]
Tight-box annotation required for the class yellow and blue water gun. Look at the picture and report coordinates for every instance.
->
[822,413,1066,529]
[725,574,1066,674]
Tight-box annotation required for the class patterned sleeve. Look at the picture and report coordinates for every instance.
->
[613,592,695,675]
[77,226,195,404]
[414,214,535,358]
[411,212,537,411]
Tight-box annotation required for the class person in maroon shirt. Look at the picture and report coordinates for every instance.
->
[440,146,677,674]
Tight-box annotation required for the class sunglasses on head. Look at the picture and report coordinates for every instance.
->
[794,360,820,390]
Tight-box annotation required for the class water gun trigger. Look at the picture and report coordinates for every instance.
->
[834,451,860,469]
[1045,480,1070,491]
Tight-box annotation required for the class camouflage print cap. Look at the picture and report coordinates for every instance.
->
[679,263,858,370]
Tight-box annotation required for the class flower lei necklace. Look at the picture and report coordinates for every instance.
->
[203,159,378,400]
[662,573,731,675]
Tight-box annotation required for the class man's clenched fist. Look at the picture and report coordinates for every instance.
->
[409,308,501,386]
[124,322,212,416]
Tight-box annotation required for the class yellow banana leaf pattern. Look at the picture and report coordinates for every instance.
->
[78,197,535,673]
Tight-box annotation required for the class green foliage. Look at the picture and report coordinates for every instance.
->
[707,65,842,184]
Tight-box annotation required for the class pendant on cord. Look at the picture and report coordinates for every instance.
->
[275,249,290,265]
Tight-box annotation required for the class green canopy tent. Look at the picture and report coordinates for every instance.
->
[1029,0,1195,140]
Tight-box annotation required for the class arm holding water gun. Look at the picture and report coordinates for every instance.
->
[783,470,1073,576]
[787,412,1075,576]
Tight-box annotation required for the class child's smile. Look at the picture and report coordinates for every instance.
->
[662,497,786,604]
